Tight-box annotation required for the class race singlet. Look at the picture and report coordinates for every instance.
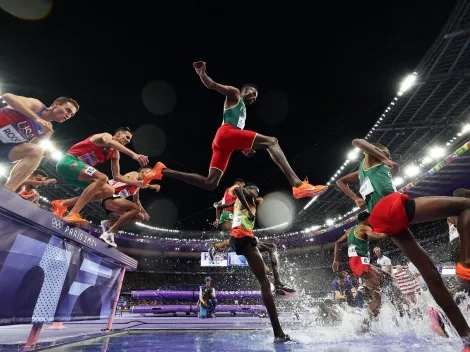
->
[237,105,246,129]
[232,214,242,228]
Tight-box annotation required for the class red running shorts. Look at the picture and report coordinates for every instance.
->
[210,123,257,173]
[368,192,410,236]
[349,256,372,278]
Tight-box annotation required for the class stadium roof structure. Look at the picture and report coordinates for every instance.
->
[292,0,470,233]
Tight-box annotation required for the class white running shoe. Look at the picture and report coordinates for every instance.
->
[99,232,117,248]
[101,220,110,233]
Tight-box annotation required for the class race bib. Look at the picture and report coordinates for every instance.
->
[348,245,358,257]
[449,224,459,242]
[237,106,246,130]
[118,188,131,199]
[359,176,374,199]
[227,213,233,220]
[361,257,370,264]
[77,152,99,166]
[84,166,96,176]
[232,214,242,228]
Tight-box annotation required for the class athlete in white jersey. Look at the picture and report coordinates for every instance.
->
[99,166,160,247]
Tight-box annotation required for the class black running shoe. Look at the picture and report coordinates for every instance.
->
[209,242,216,260]
[274,335,295,344]
[275,284,296,295]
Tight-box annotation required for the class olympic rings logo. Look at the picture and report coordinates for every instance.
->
[52,218,64,229]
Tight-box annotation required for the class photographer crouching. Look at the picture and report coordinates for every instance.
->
[199,276,217,318]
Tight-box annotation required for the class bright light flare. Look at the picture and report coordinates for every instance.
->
[399,74,417,93]
[404,164,420,177]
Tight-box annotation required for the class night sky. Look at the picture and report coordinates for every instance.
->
[0,1,455,230]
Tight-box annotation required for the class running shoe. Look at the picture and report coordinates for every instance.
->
[209,242,217,261]
[292,177,328,199]
[63,213,88,226]
[275,284,296,295]
[456,263,470,281]
[100,232,117,248]
[52,200,67,218]
[143,162,166,186]
[101,220,110,233]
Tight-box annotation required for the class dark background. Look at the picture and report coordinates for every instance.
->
[0,0,455,230]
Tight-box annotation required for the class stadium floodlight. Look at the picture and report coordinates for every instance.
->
[0,164,5,176]
[429,146,445,160]
[397,91,403,96]
[422,156,432,165]
[325,219,334,226]
[463,124,470,133]
[52,150,64,161]
[399,74,417,93]
[404,164,420,177]
[39,139,54,151]
[392,177,404,186]
[347,150,359,161]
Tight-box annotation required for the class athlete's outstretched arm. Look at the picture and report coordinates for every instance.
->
[216,201,235,210]
[92,133,149,166]
[193,61,240,99]
[336,171,364,206]
[332,233,347,272]
[364,227,387,240]
[2,93,52,132]
[352,139,399,173]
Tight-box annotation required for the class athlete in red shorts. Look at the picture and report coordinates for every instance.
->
[332,212,385,318]
[336,138,470,349]
[143,61,327,200]
[17,169,57,205]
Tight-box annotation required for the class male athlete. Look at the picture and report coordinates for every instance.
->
[230,184,291,343]
[99,166,160,247]
[332,212,386,322]
[52,127,149,226]
[336,138,470,349]
[143,61,327,200]
[0,93,78,193]
[17,169,56,204]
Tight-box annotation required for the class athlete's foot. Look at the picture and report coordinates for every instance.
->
[143,162,166,186]
[209,242,217,260]
[100,232,117,248]
[63,213,88,227]
[101,220,110,233]
[275,284,296,295]
[273,335,295,344]
[52,200,68,218]
[292,177,328,199]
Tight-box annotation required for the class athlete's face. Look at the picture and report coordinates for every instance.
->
[115,131,132,145]
[33,175,46,182]
[52,102,77,123]
[374,248,382,257]
[140,168,151,178]
[241,86,258,105]
[236,181,245,188]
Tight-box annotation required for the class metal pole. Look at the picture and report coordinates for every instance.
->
[105,267,126,331]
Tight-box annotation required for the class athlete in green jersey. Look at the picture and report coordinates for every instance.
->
[143,61,328,201]
[332,212,386,320]
[336,138,470,347]
[229,184,292,343]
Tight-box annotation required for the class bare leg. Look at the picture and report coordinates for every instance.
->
[68,170,114,215]
[258,241,282,286]
[4,144,44,191]
[411,197,470,267]
[362,270,381,316]
[252,134,302,187]
[162,167,223,191]
[60,187,113,209]
[104,198,142,233]
[242,243,285,338]
[391,229,470,340]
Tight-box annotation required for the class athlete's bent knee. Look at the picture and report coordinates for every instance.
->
[203,178,219,191]
[136,213,145,220]
[101,184,114,198]
[93,173,109,184]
